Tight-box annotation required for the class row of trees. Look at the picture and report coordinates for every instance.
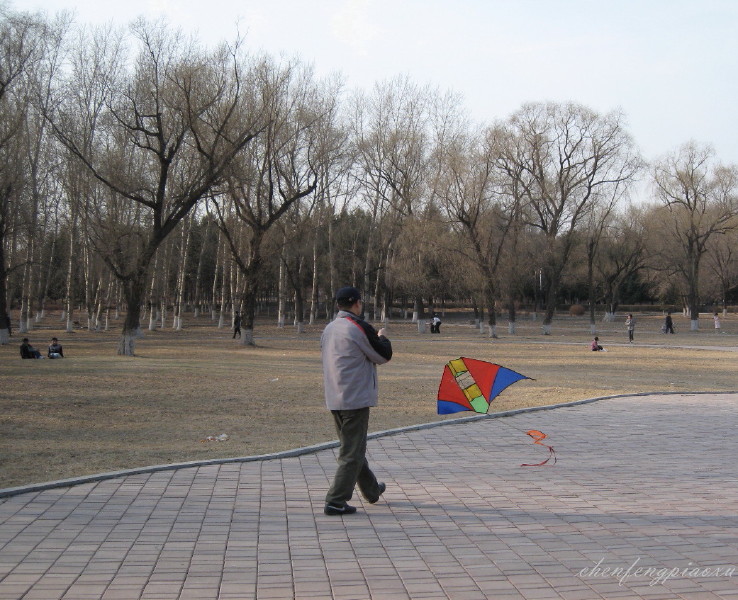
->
[2,8,738,353]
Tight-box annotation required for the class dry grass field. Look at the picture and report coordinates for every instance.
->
[2,310,737,489]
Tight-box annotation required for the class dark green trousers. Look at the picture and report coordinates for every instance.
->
[325,407,382,506]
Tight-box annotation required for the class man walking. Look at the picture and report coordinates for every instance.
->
[321,287,392,515]
[232,311,241,339]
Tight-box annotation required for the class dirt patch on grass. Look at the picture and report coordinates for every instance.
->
[2,312,737,488]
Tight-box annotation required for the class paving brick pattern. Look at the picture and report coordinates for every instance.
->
[1,393,737,599]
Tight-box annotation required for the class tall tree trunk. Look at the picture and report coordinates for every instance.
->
[483,281,498,338]
[118,275,146,356]
[174,216,191,330]
[217,241,229,328]
[507,298,516,335]
[327,210,336,318]
[18,239,34,334]
[64,212,77,333]
[148,252,159,331]
[211,233,223,321]
[587,239,597,335]
[240,265,260,346]
[277,234,287,328]
[688,253,700,330]
[38,221,58,320]
[238,232,266,347]
[192,217,210,318]
[0,241,10,345]
[542,280,558,335]
[310,229,319,325]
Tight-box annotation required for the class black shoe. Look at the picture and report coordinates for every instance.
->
[365,482,386,504]
[324,503,357,516]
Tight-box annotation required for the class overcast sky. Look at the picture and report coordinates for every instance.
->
[12,0,738,194]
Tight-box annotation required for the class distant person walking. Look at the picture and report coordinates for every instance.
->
[714,312,721,333]
[232,311,242,339]
[321,286,392,516]
[663,312,675,334]
[431,315,442,334]
[626,314,636,343]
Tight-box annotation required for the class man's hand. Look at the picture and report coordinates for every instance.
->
[377,328,386,338]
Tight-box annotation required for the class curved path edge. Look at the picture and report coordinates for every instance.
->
[2,389,736,500]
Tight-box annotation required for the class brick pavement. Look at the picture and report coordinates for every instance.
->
[1,393,737,600]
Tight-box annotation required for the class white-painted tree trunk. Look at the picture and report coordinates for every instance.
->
[63,211,76,334]
[309,230,319,325]
[277,245,287,328]
[18,293,29,333]
[691,319,699,331]
[174,216,191,332]
[118,333,136,356]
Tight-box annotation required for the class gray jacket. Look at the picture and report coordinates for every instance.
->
[321,311,392,410]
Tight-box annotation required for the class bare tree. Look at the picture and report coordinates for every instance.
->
[211,59,329,345]
[596,206,648,319]
[49,21,264,354]
[0,8,62,343]
[704,229,738,315]
[652,142,738,329]
[435,121,517,338]
[351,76,432,322]
[494,102,640,334]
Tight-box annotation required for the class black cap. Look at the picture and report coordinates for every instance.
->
[335,286,361,304]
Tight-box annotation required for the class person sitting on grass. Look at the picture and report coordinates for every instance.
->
[20,338,43,359]
[591,336,605,351]
[48,337,64,359]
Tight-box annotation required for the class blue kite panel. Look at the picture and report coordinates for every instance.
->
[489,368,527,401]
[437,400,472,415]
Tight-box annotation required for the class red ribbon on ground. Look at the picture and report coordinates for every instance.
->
[521,429,557,466]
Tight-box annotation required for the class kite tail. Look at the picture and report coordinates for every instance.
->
[521,429,557,467]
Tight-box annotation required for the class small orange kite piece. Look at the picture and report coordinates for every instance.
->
[521,429,556,467]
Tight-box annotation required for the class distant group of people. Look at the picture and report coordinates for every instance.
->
[20,337,64,359]
[590,310,726,351]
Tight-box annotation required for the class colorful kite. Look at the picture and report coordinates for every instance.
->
[520,430,556,466]
[436,357,531,415]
